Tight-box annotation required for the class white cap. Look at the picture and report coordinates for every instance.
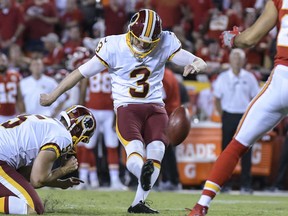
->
[41,33,59,43]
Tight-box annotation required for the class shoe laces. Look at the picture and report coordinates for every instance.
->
[142,199,153,207]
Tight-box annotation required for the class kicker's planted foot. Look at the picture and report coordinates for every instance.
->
[128,201,159,214]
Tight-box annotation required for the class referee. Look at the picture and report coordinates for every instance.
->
[213,48,260,194]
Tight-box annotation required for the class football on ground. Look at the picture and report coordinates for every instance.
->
[166,106,191,146]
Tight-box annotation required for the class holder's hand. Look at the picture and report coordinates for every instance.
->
[57,177,84,189]
[61,156,79,175]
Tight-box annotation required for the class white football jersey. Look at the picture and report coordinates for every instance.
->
[93,31,181,108]
[0,115,73,169]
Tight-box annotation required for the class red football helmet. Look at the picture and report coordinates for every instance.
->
[66,47,91,71]
[60,105,96,147]
[127,9,162,58]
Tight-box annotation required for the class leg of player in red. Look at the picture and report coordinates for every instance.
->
[76,145,99,189]
[188,139,248,215]
[187,70,286,215]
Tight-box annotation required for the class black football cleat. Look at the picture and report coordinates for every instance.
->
[140,159,154,191]
[128,201,159,214]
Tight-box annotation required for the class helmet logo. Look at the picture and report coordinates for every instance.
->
[82,115,95,131]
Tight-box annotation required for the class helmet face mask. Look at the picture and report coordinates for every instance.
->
[129,33,156,53]
[60,105,96,149]
[127,9,162,58]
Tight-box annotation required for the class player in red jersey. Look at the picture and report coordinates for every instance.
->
[0,53,25,123]
[187,0,288,215]
[68,47,126,190]
[159,67,182,190]
[79,69,128,190]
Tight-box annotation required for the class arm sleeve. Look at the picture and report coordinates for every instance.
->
[170,49,197,66]
[78,56,106,78]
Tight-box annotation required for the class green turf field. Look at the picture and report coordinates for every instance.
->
[37,189,288,216]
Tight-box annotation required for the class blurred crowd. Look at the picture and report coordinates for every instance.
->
[0,0,277,120]
[1,0,286,191]
[0,0,275,79]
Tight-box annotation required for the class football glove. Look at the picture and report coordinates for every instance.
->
[220,26,240,48]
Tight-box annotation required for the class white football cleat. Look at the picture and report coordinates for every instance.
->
[74,183,88,190]
[110,180,129,191]
[90,180,100,189]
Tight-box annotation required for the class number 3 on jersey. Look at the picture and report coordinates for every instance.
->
[129,68,151,98]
